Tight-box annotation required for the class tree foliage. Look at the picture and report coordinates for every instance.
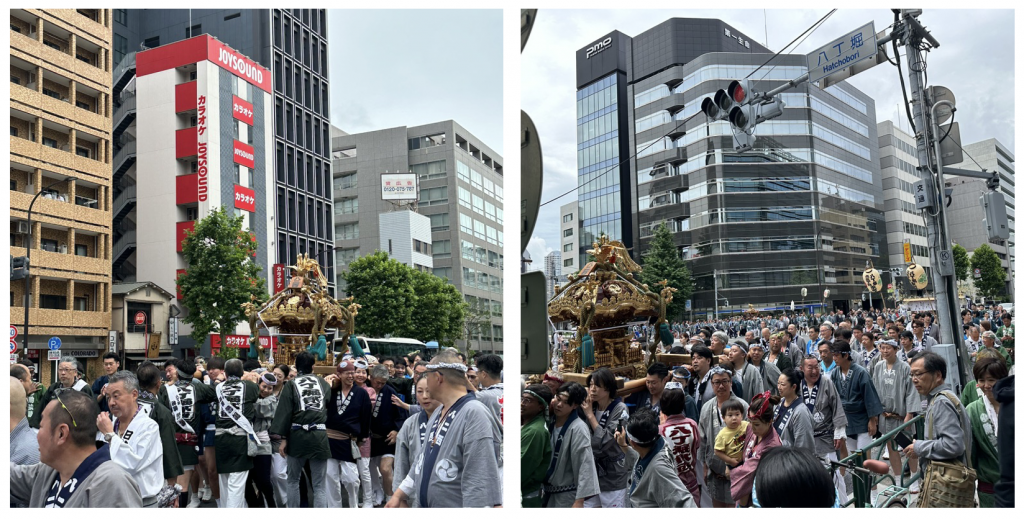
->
[341,251,467,345]
[177,207,266,350]
[463,298,493,351]
[970,244,1006,299]
[638,222,693,321]
[952,243,970,282]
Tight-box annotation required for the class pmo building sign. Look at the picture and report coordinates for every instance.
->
[806,22,877,83]
[381,173,418,201]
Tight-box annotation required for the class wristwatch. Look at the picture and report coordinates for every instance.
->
[104,431,115,443]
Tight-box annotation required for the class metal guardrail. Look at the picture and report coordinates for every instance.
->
[832,414,926,508]
[112,52,136,96]
[111,230,137,264]
[112,185,137,221]
[113,93,136,134]
[112,140,137,180]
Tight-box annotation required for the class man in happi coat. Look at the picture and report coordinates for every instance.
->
[728,340,763,403]
[387,349,502,508]
[829,339,883,502]
[800,355,849,496]
[367,363,408,505]
[521,384,553,508]
[324,359,372,508]
[160,359,217,507]
[543,381,599,508]
[134,364,184,490]
[10,390,143,507]
[270,351,331,508]
[475,354,504,425]
[31,356,94,428]
[214,359,261,508]
[615,408,696,508]
[871,339,921,492]
[97,370,165,507]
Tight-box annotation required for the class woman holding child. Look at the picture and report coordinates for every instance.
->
[729,392,783,507]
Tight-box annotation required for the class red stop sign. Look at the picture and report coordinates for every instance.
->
[134,312,146,325]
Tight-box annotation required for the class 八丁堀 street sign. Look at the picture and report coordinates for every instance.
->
[807,22,877,83]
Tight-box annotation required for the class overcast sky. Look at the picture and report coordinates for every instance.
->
[328,10,503,155]
[523,9,1014,268]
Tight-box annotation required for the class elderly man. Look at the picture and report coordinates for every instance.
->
[10,364,41,424]
[30,356,94,428]
[93,352,120,414]
[728,340,763,404]
[98,370,165,507]
[10,390,143,507]
[788,323,808,356]
[270,351,331,508]
[903,352,973,508]
[11,376,39,467]
[710,331,729,357]
[980,330,1014,368]
[387,348,504,508]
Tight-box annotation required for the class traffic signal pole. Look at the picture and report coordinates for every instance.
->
[898,11,969,385]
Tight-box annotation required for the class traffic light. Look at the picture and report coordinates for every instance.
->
[10,255,28,281]
[980,190,1010,242]
[726,80,755,151]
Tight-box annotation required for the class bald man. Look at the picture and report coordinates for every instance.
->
[10,376,39,466]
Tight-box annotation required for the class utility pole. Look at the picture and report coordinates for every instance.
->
[896,10,969,384]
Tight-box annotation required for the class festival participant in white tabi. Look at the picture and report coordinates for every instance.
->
[614,408,697,508]
[215,358,261,508]
[728,340,764,403]
[697,366,747,508]
[96,370,165,507]
[353,362,376,507]
[270,351,331,508]
[773,368,815,451]
[10,390,143,507]
[160,359,217,508]
[386,349,503,508]
[799,355,849,498]
[581,367,629,508]
[31,356,94,428]
[324,359,372,508]
[871,338,921,493]
[391,374,438,506]
[537,381,599,508]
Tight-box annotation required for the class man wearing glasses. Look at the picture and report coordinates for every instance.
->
[98,370,165,507]
[911,319,938,351]
[10,389,143,507]
[30,356,94,429]
[903,351,973,508]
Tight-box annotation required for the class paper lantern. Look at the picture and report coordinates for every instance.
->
[862,267,882,292]
[907,263,928,290]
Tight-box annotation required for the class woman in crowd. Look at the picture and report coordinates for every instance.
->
[774,369,814,451]
[729,391,782,507]
[697,366,747,508]
[753,446,837,508]
[581,367,629,507]
[967,355,1010,507]
[393,373,438,506]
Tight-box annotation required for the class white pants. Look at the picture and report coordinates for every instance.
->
[326,459,361,508]
[846,432,872,454]
[271,453,288,508]
[358,457,373,508]
[583,488,627,508]
[217,471,249,508]
[826,451,847,500]
[369,456,386,504]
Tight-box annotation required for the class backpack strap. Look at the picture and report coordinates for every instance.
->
[935,390,973,470]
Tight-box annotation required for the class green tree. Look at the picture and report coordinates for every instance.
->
[638,222,693,321]
[463,298,493,353]
[970,244,1006,299]
[341,251,415,337]
[952,243,970,283]
[402,270,467,347]
[177,207,265,351]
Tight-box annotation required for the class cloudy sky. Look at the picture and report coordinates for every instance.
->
[522,9,1014,268]
[328,10,503,155]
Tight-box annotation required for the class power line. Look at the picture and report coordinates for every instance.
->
[755,9,836,84]
[746,9,837,80]
[539,112,701,208]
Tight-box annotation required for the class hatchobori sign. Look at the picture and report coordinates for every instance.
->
[234,184,256,213]
[232,95,254,126]
[233,140,256,169]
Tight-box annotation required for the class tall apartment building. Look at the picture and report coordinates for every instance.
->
[877,120,932,299]
[331,121,504,353]
[559,200,579,273]
[110,35,275,357]
[575,19,888,315]
[544,251,561,300]
[112,9,335,293]
[947,138,1015,295]
[10,9,114,382]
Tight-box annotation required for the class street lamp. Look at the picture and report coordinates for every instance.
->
[22,177,73,358]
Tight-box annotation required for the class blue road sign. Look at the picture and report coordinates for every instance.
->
[48,336,61,350]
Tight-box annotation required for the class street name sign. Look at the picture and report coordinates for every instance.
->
[807,22,877,83]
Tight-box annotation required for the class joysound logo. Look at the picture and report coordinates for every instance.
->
[218,48,264,85]
[586,37,612,59]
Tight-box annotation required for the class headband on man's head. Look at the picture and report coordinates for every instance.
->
[664,381,685,391]
[523,390,549,410]
[731,340,749,354]
[672,366,691,381]
[708,365,733,378]
[426,362,469,373]
[337,361,357,373]
[625,428,658,445]
[260,372,279,386]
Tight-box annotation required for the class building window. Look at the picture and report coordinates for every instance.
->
[114,34,127,67]
[333,147,356,159]
[74,296,89,311]
[413,240,431,255]
[419,186,448,206]
[563,213,573,223]
[337,222,359,240]
[114,9,127,26]
[10,127,17,137]
[76,146,90,158]
[563,228,573,237]
[40,295,66,310]
[42,137,58,148]
[408,133,445,150]
[564,258,574,268]
[224,12,241,21]
[429,213,449,232]
[75,244,88,256]
[43,88,62,100]
[335,197,358,215]
[43,40,62,52]
[75,100,89,110]
[563,243,573,252]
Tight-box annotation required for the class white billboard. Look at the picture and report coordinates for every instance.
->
[381,173,418,201]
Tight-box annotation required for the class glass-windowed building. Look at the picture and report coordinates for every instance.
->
[575,19,888,315]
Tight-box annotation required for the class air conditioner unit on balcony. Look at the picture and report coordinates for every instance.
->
[59,243,67,254]
[14,221,30,234]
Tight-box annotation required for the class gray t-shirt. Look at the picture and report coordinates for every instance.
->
[410,398,502,507]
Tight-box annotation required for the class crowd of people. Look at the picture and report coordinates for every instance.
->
[11,348,504,508]
[527,307,1015,508]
